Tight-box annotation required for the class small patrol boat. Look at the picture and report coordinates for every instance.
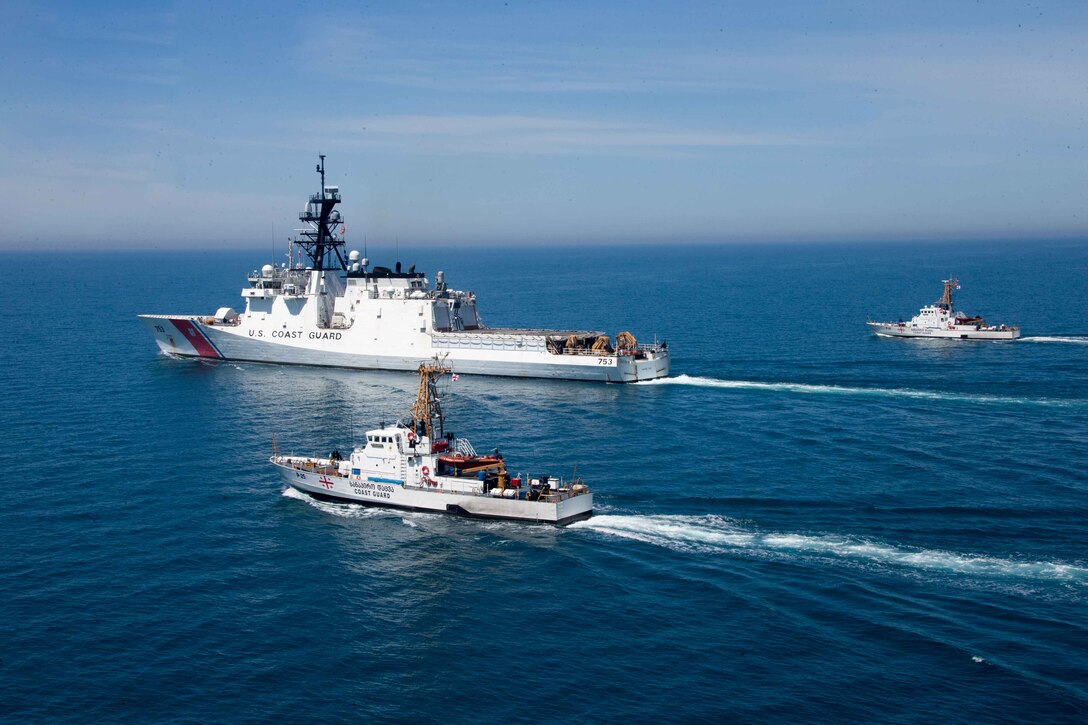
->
[867,277,1020,340]
[270,358,593,525]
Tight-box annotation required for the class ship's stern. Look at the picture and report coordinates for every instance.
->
[616,348,670,382]
[555,491,594,525]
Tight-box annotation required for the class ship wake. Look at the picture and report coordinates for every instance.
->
[570,514,1088,584]
[637,374,1083,407]
[1019,336,1088,345]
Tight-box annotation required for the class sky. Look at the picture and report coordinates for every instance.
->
[1,0,1086,249]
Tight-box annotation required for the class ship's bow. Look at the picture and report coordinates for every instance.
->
[138,314,224,359]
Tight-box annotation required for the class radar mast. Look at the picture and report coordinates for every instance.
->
[940,277,959,310]
[293,154,348,272]
[407,357,451,441]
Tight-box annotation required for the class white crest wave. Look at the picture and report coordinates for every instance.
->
[281,487,435,527]
[636,375,1080,407]
[281,486,390,519]
[569,514,1088,583]
[1019,336,1088,345]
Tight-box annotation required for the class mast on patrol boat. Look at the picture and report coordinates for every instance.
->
[940,277,958,310]
[406,357,450,441]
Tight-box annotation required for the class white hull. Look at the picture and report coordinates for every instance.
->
[869,278,1020,341]
[274,459,593,525]
[867,321,1020,340]
[140,314,669,382]
[139,163,669,382]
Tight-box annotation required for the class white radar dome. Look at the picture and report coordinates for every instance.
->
[349,250,360,262]
[261,264,274,276]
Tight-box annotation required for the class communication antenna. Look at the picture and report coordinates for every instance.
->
[292,154,347,272]
[407,356,451,441]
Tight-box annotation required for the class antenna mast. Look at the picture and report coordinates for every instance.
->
[941,277,958,310]
[292,154,348,272]
[407,357,451,440]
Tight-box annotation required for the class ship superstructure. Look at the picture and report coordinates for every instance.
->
[139,156,670,382]
[867,277,1020,340]
[271,358,593,525]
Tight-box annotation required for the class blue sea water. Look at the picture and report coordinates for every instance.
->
[2,240,1087,723]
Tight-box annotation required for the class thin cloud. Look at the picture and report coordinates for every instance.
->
[313,114,818,155]
[299,19,1088,118]
[59,10,179,47]
[294,19,767,95]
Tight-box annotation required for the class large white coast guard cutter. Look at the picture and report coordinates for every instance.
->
[867,277,1020,341]
[139,156,669,382]
[272,358,593,525]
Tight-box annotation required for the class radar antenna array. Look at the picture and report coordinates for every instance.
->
[940,276,959,310]
[293,154,349,272]
[406,356,451,442]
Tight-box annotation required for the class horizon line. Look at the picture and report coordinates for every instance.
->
[7,235,1088,254]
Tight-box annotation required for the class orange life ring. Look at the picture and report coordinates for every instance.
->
[421,465,430,476]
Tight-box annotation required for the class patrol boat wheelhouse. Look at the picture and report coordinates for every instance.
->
[139,156,669,382]
[867,277,1020,340]
[272,358,593,525]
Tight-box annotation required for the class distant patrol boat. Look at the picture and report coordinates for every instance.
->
[139,156,670,382]
[271,357,593,525]
[867,277,1020,340]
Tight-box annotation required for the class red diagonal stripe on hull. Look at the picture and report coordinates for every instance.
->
[169,318,222,358]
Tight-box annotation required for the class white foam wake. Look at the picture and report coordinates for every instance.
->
[1019,336,1088,345]
[281,487,389,519]
[281,487,436,527]
[637,375,1080,407]
[569,514,1088,583]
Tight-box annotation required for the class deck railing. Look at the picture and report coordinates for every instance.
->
[280,456,591,501]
